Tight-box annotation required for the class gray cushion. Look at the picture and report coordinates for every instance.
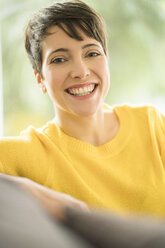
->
[65,207,165,248]
[0,177,94,248]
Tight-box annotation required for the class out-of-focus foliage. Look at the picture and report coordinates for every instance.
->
[1,0,165,135]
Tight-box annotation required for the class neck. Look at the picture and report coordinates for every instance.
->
[54,106,119,146]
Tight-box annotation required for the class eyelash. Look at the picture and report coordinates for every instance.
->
[50,58,67,64]
[87,52,101,57]
[50,52,101,64]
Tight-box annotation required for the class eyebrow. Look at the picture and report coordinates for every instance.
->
[82,43,100,49]
[47,43,100,59]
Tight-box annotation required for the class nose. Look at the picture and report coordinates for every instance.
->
[70,59,90,79]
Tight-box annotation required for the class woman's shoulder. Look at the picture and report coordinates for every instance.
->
[105,103,164,117]
[104,102,165,128]
[0,118,57,144]
[17,119,57,142]
[111,103,159,112]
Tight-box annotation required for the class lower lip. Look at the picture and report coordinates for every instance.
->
[66,85,98,100]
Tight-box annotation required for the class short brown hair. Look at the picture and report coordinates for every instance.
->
[25,0,108,76]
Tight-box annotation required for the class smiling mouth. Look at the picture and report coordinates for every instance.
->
[65,83,98,97]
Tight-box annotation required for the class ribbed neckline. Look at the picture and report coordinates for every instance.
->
[44,105,133,158]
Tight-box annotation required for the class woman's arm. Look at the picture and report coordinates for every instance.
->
[0,173,89,221]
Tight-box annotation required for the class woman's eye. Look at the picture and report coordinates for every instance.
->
[50,58,67,64]
[87,52,101,57]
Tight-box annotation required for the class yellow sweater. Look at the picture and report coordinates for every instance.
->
[0,104,165,218]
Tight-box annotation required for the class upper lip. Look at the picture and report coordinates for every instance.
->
[65,82,99,90]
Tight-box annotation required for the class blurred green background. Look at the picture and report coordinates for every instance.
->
[0,0,165,136]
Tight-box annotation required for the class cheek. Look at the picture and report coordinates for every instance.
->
[45,70,68,103]
[96,59,110,82]
[103,59,110,81]
[96,56,109,71]
[98,59,110,95]
[45,70,65,90]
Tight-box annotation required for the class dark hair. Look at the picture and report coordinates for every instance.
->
[25,0,108,76]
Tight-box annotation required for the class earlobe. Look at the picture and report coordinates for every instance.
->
[34,71,47,94]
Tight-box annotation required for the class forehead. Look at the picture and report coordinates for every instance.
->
[41,25,100,50]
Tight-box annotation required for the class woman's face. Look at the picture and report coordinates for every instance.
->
[37,25,110,117]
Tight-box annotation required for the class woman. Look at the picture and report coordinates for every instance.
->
[0,0,165,220]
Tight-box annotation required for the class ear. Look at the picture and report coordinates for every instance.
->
[34,71,47,93]
[34,70,43,86]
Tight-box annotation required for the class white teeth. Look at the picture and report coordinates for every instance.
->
[79,88,83,93]
[67,84,96,96]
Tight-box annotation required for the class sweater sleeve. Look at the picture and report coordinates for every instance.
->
[0,160,5,173]
[159,112,165,167]
[0,127,51,184]
[0,135,32,176]
[152,107,165,167]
